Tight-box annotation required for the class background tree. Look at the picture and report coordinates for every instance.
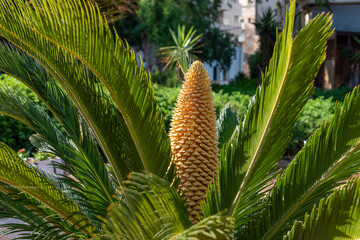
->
[114,0,235,72]
[250,8,277,79]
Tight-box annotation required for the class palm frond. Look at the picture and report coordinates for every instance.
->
[284,177,360,240]
[0,143,96,237]
[98,172,190,240]
[0,85,117,227]
[251,86,360,239]
[217,104,240,149]
[23,0,172,179]
[0,186,75,240]
[0,0,144,183]
[0,43,116,220]
[173,213,234,240]
[202,0,333,229]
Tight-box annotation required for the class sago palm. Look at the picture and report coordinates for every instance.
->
[0,0,359,239]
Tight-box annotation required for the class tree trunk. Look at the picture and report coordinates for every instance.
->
[141,35,157,72]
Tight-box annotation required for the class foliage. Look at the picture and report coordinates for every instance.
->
[0,1,359,240]
[251,9,277,80]
[154,85,251,131]
[152,69,181,88]
[90,0,136,23]
[313,86,352,101]
[248,51,263,79]
[284,177,360,239]
[115,0,235,70]
[159,25,203,71]
[200,27,236,70]
[0,75,36,151]
[288,97,335,153]
[229,72,258,93]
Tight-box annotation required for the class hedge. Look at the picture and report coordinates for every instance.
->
[0,73,352,154]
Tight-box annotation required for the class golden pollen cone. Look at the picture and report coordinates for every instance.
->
[169,61,219,224]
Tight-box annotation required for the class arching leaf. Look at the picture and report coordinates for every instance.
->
[0,143,96,237]
[23,0,172,179]
[284,178,360,240]
[203,1,334,230]
[251,87,360,240]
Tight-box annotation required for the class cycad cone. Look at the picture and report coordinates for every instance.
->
[169,61,219,223]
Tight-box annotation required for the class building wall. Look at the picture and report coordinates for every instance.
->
[216,0,259,81]
[313,4,360,32]
[204,46,243,83]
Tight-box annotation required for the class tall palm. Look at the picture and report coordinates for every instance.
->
[0,0,359,239]
[253,8,277,71]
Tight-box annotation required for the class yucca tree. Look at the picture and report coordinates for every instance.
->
[159,25,204,72]
[0,0,360,239]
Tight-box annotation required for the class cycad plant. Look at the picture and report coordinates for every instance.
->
[0,0,360,239]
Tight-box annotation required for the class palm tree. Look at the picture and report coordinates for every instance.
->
[159,25,204,73]
[253,8,277,77]
[0,0,359,239]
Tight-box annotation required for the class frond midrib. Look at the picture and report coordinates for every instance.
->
[228,34,293,217]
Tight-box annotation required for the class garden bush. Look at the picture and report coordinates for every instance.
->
[155,83,352,154]
[2,74,348,155]
[288,97,336,154]
[154,84,251,131]
[0,74,36,151]
[313,86,352,101]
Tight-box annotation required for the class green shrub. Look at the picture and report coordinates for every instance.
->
[153,85,179,131]
[213,91,251,118]
[288,97,336,154]
[248,52,263,79]
[0,73,352,156]
[154,85,252,131]
[212,83,257,96]
[0,74,36,151]
[151,68,181,88]
[313,86,352,102]
[155,84,352,155]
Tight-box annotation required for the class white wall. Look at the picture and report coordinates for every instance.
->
[204,45,243,84]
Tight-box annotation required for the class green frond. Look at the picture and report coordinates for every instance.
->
[0,143,96,237]
[97,173,234,240]
[284,177,360,240]
[98,172,190,240]
[21,0,172,178]
[203,1,333,228]
[0,186,75,240]
[0,0,142,183]
[173,213,234,240]
[0,42,117,216]
[217,104,240,148]
[251,86,360,240]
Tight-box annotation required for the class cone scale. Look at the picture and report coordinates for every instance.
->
[169,61,219,223]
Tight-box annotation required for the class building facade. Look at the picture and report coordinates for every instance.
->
[205,0,259,84]
[256,0,360,89]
